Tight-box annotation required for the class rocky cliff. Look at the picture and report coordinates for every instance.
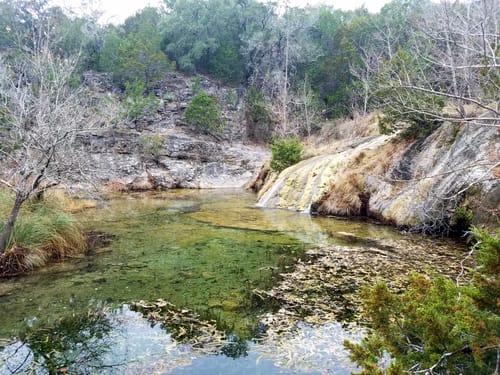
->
[257,117,499,233]
[80,72,268,190]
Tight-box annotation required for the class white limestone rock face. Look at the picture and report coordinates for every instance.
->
[77,72,269,191]
[257,122,499,232]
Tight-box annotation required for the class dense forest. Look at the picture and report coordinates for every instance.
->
[0,0,497,140]
[0,0,498,374]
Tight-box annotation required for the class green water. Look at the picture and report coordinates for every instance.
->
[0,189,310,338]
[0,189,466,374]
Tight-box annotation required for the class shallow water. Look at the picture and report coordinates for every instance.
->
[0,189,465,374]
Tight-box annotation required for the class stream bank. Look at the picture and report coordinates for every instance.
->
[0,189,467,374]
[256,116,499,234]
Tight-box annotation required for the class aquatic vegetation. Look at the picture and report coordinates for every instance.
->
[0,190,469,374]
[253,235,468,330]
[345,228,499,374]
[132,299,247,357]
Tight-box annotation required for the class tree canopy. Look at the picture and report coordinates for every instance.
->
[0,0,496,138]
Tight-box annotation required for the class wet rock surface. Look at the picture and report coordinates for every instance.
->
[257,122,499,232]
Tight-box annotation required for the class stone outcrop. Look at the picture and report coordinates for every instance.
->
[257,121,499,233]
[79,72,268,190]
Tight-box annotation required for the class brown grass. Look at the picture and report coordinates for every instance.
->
[41,220,86,261]
[105,178,156,192]
[0,245,35,276]
[105,180,129,192]
[311,132,409,217]
[0,191,89,277]
[303,112,380,158]
[494,166,500,178]
[246,162,271,193]
[43,190,97,213]
[316,173,366,216]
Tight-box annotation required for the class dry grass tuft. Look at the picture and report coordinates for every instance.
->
[44,189,97,212]
[316,173,366,216]
[40,215,86,260]
[105,180,128,192]
[0,245,33,276]
[304,112,380,158]
[311,136,408,217]
[0,190,88,277]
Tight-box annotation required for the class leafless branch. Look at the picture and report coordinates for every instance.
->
[413,346,471,374]
[396,85,500,116]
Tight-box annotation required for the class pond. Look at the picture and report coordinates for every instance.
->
[0,189,466,374]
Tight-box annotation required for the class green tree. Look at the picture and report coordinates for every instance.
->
[51,12,103,71]
[345,227,500,374]
[307,9,373,118]
[162,0,245,83]
[122,79,159,123]
[99,8,173,89]
[99,30,173,89]
[246,86,272,142]
[208,42,245,84]
[184,91,224,132]
[119,35,172,89]
[247,86,270,124]
[269,138,303,172]
[0,0,102,71]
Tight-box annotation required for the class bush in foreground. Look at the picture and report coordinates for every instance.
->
[345,227,499,374]
[0,192,86,276]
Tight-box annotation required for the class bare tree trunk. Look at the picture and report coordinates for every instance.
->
[303,75,310,138]
[0,193,25,254]
[283,26,289,136]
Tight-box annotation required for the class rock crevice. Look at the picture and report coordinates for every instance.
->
[257,122,499,233]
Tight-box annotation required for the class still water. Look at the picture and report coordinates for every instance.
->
[0,189,465,374]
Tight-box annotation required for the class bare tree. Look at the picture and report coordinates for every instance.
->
[378,0,499,130]
[242,5,321,138]
[350,45,383,116]
[0,46,111,254]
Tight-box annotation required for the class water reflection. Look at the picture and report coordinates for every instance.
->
[0,306,361,374]
[1,309,113,374]
[0,189,466,374]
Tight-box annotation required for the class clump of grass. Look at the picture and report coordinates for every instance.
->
[0,191,86,276]
[315,173,366,216]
